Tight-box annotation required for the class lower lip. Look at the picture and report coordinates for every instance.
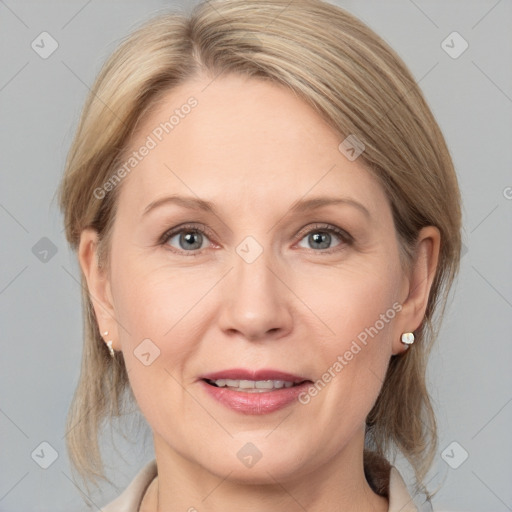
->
[200,380,311,415]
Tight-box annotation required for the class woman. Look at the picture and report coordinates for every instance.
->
[58,0,462,510]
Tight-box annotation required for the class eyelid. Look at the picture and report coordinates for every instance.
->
[293,222,353,244]
[158,222,215,246]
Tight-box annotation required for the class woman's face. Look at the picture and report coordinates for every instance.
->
[84,73,423,483]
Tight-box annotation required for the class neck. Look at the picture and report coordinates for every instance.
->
[141,430,388,512]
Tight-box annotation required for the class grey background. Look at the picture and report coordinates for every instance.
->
[1,1,511,511]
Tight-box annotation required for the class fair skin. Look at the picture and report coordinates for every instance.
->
[79,73,440,512]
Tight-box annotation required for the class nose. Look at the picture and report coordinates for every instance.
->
[217,247,294,342]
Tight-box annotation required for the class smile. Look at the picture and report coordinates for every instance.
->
[205,378,304,392]
[199,369,313,414]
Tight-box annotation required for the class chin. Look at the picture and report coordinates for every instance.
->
[196,444,312,485]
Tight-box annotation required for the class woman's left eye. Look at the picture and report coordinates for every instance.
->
[295,223,352,253]
[160,223,352,256]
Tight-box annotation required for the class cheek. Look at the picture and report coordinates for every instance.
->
[301,257,400,350]
[111,252,209,345]
[108,253,210,418]
[298,259,400,410]
[111,261,200,435]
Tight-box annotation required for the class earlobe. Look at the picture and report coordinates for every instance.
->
[393,226,441,355]
[78,229,118,349]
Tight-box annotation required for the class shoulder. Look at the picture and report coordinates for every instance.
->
[101,460,157,512]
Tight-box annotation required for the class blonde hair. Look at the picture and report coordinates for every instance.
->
[59,0,462,500]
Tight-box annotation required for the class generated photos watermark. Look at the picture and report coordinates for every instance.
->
[93,96,198,200]
[298,301,402,404]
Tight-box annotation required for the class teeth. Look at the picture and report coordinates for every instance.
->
[210,379,300,392]
[255,380,274,389]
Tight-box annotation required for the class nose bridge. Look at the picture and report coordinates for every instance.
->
[218,235,292,339]
[235,237,273,292]
[233,234,279,306]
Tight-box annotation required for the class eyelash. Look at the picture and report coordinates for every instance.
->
[159,222,353,257]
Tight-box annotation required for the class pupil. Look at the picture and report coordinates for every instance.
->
[310,232,330,249]
[181,231,202,250]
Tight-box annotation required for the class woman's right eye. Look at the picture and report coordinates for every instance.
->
[161,225,212,256]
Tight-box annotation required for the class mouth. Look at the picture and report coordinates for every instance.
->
[199,369,313,414]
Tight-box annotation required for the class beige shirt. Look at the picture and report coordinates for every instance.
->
[101,460,419,511]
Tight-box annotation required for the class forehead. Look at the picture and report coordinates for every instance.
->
[115,73,389,220]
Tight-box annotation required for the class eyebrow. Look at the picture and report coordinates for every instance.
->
[142,194,371,219]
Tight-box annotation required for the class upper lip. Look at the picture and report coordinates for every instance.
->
[201,368,310,383]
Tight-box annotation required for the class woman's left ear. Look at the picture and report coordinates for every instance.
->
[393,226,441,355]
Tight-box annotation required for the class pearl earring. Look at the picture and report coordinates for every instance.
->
[401,332,415,346]
[103,331,115,358]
